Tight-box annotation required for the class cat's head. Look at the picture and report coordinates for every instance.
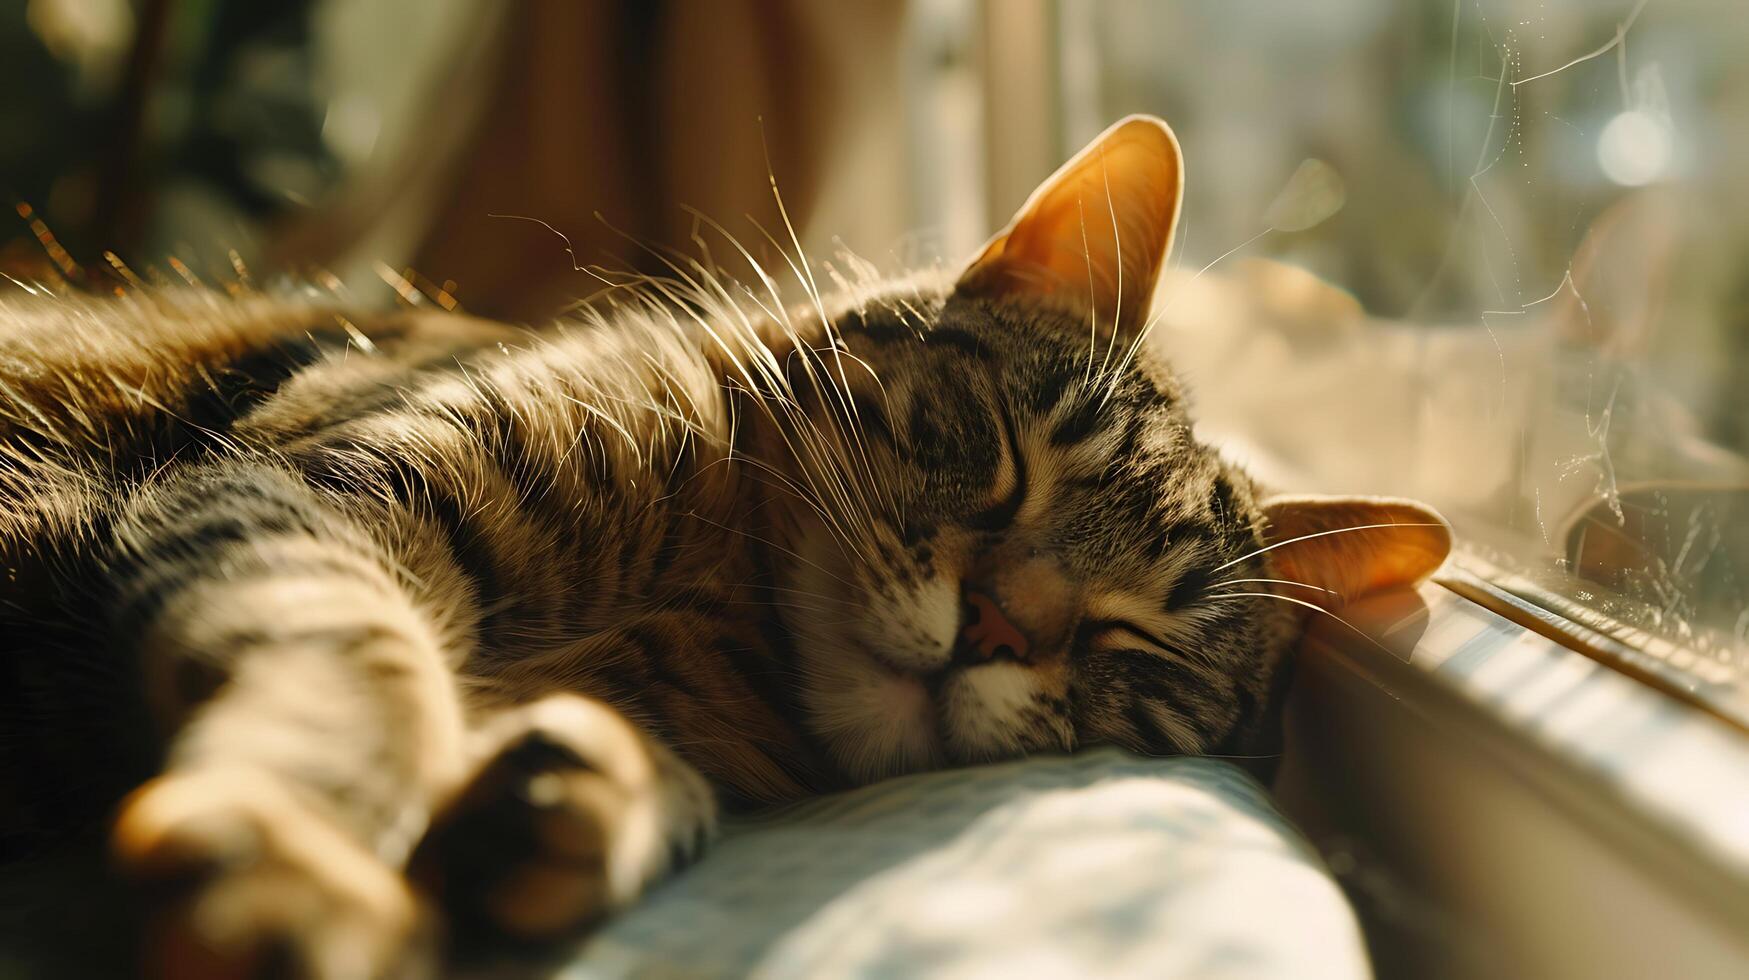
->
[751,116,1449,783]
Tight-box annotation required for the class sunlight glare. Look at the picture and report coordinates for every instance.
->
[1597,110,1671,186]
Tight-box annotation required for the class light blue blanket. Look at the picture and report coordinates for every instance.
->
[532,749,1369,979]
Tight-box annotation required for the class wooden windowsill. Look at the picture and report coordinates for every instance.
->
[1272,579,1749,979]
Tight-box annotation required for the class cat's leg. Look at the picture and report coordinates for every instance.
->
[104,464,468,978]
[411,693,716,941]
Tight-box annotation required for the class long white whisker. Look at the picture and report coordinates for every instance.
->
[1101,225,1275,404]
[613,208,889,565]
[677,209,889,558]
[1204,591,1399,657]
[738,213,888,527]
[1211,577,1341,596]
[1096,151,1126,381]
[1212,523,1446,573]
[1078,198,1099,387]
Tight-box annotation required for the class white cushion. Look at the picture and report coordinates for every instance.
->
[550,748,1370,980]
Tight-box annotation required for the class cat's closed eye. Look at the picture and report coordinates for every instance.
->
[1081,619,1180,653]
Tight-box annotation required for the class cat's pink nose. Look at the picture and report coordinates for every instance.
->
[960,591,1030,663]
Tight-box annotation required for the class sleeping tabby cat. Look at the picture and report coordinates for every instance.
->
[0,116,1448,976]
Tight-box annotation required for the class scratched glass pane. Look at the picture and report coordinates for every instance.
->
[1062,0,1748,710]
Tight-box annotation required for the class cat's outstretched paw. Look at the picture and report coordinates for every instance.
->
[113,769,432,980]
[410,694,716,940]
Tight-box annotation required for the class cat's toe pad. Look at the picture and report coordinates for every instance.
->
[113,769,428,979]
[411,695,714,941]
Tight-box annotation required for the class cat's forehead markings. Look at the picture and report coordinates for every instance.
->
[1057,414,1130,465]
[1140,418,1195,466]
[1152,462,1217,517]
[1012,448,1094,529]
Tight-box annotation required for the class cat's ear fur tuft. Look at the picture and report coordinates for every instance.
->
[1259,495,1451,611]
[955,114,1184,336]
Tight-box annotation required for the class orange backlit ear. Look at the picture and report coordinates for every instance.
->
[1259,495,1452,611]
[955,115,1184,337]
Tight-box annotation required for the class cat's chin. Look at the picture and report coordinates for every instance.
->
[806,638,1070,782]
[796,634,950,783]
[934,660,1073,764]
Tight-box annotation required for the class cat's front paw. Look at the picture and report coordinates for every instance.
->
[112,769,432,980]
[410,694,715,941]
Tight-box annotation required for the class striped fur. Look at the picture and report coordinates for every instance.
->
[0,118,1330,975]
[0,274,1294,942]
[0,279,1288,798]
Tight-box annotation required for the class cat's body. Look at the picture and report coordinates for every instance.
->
[0,118,1447,978]
[0,287,811,805]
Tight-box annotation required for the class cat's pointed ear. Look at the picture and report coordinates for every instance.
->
[955,114,1184,336]
[1259,495,1452,611]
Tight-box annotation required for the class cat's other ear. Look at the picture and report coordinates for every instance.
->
[1259,495,1451,611]
[955,114,1184,336]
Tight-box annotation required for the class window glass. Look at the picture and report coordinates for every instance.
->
[1048,0,1748,718]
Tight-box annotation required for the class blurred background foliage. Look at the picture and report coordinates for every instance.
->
[2,0,333,276]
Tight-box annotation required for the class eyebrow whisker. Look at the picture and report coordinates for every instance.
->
[1210,576,1340,596]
